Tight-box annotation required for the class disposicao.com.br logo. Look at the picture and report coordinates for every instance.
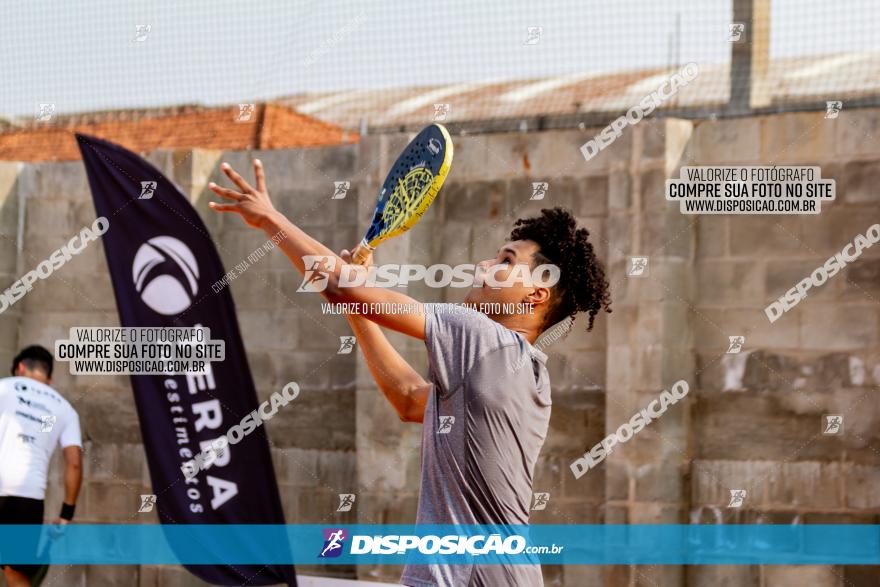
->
[317,528,563,558]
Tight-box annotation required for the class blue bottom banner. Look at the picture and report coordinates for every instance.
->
[0,524,878,565]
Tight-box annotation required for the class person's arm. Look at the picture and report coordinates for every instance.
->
[346,315,430,423]
[338,249,430,423]
[54,445,82,525]
[209,160,426,339]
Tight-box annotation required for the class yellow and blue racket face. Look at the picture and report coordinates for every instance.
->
[363,124,453,248]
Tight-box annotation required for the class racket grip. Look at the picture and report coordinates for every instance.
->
[350,241,374,266]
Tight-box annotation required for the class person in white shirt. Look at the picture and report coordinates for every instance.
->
[0,346,82,587]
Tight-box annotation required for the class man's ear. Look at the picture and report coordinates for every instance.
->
[524,286,551,306]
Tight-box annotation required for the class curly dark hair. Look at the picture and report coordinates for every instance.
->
[509,207,611,332]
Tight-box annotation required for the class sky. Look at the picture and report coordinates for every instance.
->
[0,0,877,118]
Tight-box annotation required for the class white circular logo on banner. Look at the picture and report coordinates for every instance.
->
[132,236,200,315]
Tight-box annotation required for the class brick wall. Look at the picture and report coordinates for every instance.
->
[0,108,877,586]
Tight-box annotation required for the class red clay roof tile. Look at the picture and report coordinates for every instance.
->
[0,103,357,162]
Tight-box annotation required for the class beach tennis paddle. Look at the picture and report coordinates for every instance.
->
[350,124,453,265]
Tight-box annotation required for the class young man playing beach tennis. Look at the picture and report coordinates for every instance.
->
[209,160,610,586]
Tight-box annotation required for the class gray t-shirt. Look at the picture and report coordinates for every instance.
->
[401,305,551,587]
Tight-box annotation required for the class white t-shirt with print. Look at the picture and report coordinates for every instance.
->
[0,376,82,500]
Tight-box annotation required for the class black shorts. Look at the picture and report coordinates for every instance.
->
[0,495,45,577]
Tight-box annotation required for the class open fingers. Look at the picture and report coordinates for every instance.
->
[208,182,244,201]
[253,159,266,194]
[208,201,240,213]
[220,162,254,194]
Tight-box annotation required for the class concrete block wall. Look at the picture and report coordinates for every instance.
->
[597,119,697,587]
[0,162,22,383]
[0,109,877,586]
[687,108,880,587]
